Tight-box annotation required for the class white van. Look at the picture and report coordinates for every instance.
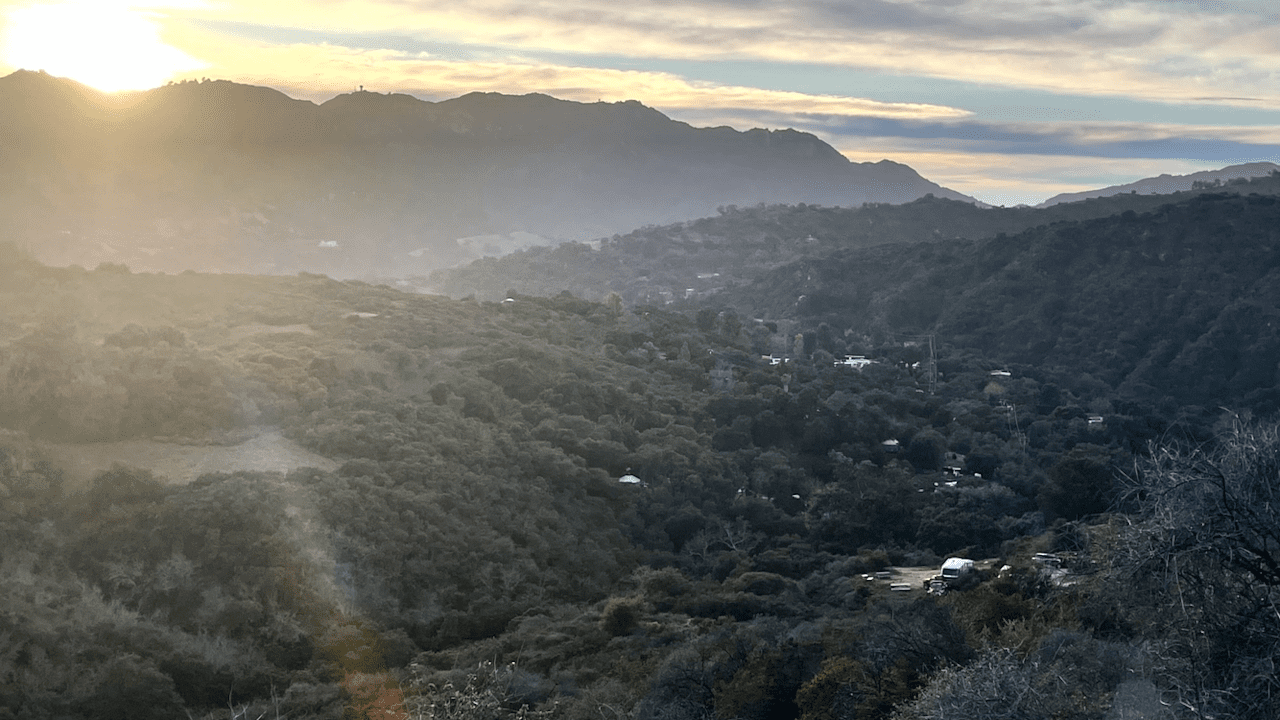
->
[940,557,975,580]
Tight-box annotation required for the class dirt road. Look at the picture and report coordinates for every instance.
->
[858,559,1000,594]
[37,427,338,490]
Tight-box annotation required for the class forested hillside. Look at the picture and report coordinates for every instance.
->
[727,189,1280,416]
[434,175,1280,418]
[3,208,1279,719]
[429,172,1280,306]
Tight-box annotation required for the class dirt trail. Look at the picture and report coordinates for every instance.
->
[859,559,1000,594]
[38,427,338,491]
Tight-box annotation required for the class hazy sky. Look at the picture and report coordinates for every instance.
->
[2,0,1279,206]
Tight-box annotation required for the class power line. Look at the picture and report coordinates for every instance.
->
[892,333,937,394]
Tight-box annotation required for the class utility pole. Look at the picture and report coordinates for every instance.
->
[926,333,937,395]
[897,333,938,394]
[1001,400,1027,451]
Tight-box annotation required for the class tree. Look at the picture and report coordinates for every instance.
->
[76,654,185,720]
[809,463,920,551]
[904,430,946,472]
[891,639,1128,720]
[1038,444,1119,521]
[605,292,624,317]
[1110,419,1280,718]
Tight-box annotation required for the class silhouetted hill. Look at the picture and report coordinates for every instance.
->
[0,70,972,277]
[1038,161,1279,207]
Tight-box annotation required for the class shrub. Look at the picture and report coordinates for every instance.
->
[75,654,184,720]
[600,596,645,636]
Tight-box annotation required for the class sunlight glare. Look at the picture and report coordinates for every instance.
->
[1,2,204,92]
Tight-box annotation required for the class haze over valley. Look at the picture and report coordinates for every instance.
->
[4,1,1280,717]
[1,70,971,279]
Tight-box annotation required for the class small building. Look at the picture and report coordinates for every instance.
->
[835,355,875,369]
[943,451,966,475]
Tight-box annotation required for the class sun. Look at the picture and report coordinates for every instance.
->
[1,2,204,93]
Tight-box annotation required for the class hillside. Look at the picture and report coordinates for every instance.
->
[430,175,1280,418]
[722,187,1280,415]
[4,235,1279,718]
[0,70,971,278]
[1038,161,1280,206]
[429,172,1280,307]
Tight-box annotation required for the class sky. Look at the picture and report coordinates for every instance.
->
[1,0,1279,206]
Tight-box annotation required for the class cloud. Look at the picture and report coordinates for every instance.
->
[673,105,1280,160]
[46,0,1277,206]
[169,0,1280,107]
[831,145,1246,206]
[161,16,1279,165]
[163,26,970,120]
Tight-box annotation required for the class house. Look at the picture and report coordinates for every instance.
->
[1087,415,1104,425]
[943,451,965,476]
[881,439,901,453]
[835,355,875,369]
[989,370,1011,377]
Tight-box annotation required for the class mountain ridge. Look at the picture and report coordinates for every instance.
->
[1037,161,1280,207]
[0,70,975,277]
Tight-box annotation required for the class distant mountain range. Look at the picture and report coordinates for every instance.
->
[0,70,972,276]
[1037,162,1279,207]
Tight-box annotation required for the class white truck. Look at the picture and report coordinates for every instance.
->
[940,557,975,580]
[926,558,980,595]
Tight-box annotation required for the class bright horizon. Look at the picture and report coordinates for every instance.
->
[2,0,1279,207]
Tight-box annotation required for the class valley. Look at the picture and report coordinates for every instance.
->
[1,74,1279,720]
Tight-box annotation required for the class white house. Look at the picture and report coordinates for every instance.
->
[835,355,875,369]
